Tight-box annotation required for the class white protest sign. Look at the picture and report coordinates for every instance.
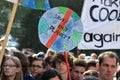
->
[78,0,120,49]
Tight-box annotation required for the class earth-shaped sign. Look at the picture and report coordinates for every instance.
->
[38,7,83,52]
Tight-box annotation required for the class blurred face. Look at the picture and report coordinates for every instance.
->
[88,66,97,71]
[49,76,60,80]
[46,63,52,70]
[99,55,117,80]
[72,66,86,80]
[91,56,97,60]
[55,60,68,74]
[3,59,20,77]
[30,60,44,77]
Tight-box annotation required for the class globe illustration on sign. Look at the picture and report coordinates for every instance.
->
[19,0,50,10]
[38,7,83,52]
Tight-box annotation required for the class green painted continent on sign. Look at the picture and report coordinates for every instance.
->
[38,18,48,34]
[70,30,83,46]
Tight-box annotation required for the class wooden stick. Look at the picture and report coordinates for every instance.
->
[0,3,18,66]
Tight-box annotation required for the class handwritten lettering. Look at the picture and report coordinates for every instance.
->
[54,14,62,20]
[49,25,70,40]
[84,32,120,48]
[90,5,120,22]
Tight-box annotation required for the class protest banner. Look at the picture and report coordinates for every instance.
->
[38,7,83,80]
[78,0,120,49]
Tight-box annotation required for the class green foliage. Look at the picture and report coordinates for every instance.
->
[19,10,47,52]
[50,0,84,16]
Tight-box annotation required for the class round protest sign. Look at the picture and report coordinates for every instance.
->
[38,6,83,52]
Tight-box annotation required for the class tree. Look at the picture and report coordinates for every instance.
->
[19,9,47,52]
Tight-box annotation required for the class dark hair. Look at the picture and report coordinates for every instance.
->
[115,69,120,80]
[45,56,53,65]
[30,57,46,68]
[73,58,87,68]
[14,52,29,74]
[83,76,98,80]
[86,60,97,70]
[98,51,118,65]
[41,68,62,80]
[83,70,98,78]
[52,52,73,69]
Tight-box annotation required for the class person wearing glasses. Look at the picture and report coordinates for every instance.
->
[1,56,23,80]
[71,58,87,80]
[29,57,46,80]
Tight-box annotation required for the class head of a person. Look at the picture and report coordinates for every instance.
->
[44,56,53,70]
[71,58,87,80]
[1,56,22,80]
[46,49,55,56]
[83,70,98,78]
[13,52,29,74]
[98,51,119,80]
[86,60,98,71]
[41,68,62,80]
[22,48,35,57]
[30,57,46,77]
[52,52,73,74]
[91,53,97,60]
[44,49,56,60]
[78,53,86,60]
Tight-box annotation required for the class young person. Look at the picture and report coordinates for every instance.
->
[13,52,34,80]
[71,58,87,80]
[52,52,73,80]
[41,68,62,80]
[29,57,46,80]
[1,56,23,80]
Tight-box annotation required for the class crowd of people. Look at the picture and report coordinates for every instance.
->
[0,47,120,80]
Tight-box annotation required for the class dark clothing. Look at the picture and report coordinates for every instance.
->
[23,73,35,80]
[35,73,42,80]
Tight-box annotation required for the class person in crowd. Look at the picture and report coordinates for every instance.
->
[86,60,98,71]
[83,76,98,80]
[22,48,35,57]
[71,58,87,80]
[44,56,53,70]
[33,52,45,59]
[13,52,35,80]
[44,49,56,60]
[90,53,97,60]
[1,56,23,80]
[98,51,119,80]
[40,68,62,80]
[52,52,73,80]
[29,57,46,80]
[115,67,120,80]
[5,47,20,56]
[78,53,86,60]
[83,70,98,78]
